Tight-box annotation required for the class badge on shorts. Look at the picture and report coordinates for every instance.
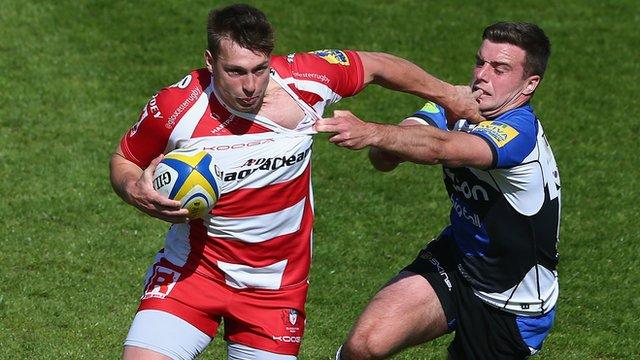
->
[284,309,298,326]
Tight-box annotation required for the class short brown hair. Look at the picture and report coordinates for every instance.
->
[483,22,551,78]
[207,4,275,58]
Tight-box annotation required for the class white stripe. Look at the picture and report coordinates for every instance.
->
[217,259,288,289]
[165,84,213,152]
[205,198,305,243]
[163,223,192,267]
[284,78,343,105]
[475,265,558,315]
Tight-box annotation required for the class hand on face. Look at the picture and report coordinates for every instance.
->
[443,85,485,123]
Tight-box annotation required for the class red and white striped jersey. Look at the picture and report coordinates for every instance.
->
[120,50,364,290]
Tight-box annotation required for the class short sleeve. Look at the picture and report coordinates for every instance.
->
[470,112,537,169]
[282,49,365,101]
[408,101,448,130]
[119,90,174,168]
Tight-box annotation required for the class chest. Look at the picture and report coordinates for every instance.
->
[258,86,308,130]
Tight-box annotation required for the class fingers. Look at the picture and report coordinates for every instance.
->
[471,89,483,99]
[333,109,353,117]
[314,117,341,133]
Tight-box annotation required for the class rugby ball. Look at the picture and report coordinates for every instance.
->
[152,148,220,219]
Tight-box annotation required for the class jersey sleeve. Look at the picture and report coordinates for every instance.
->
[119,90,174,169]
[407,101,449,129]
[470,113,537,169]
[290,49,365,102]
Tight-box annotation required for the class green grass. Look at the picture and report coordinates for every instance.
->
[1,0,639,359]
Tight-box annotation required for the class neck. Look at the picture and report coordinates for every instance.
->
[483,94,530,119]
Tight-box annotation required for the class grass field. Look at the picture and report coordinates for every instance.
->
[1,0,639,359]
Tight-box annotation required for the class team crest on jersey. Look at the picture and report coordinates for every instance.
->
[474,121,519,148]
[309,49,350,65]
[420,101,440,114]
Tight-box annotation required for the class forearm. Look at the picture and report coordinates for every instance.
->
[359,52,456,104]
[109,152,144,205]
[368,123,448,166]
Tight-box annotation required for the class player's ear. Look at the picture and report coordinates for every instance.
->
[204,50,215,73]
[522,75,541,96]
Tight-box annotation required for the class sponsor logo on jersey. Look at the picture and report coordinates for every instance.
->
[204,138,276,152]
[148,93,163,120]
[420,101,440,114]
[214,147,311,182]
[130,93,162,137]
[451,195,482,228]
[166,88,202,129]
[309,49,350,65]
[291,70,331,84]
[210,114,236,135]
[474,121,519,148]
[444,169,489,201]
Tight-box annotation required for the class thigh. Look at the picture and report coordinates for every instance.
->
[124,310,212,360]
[343,271,450,359]
[137,255,224,337]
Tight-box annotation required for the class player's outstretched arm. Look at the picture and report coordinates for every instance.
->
[109,146,189,223]
[316,111,493,169]
[357,51,484,123]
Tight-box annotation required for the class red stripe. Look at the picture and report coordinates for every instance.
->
[212,165,311,217]
[295,89,325,107]
[199,199,314,283]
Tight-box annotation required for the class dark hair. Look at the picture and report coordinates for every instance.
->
[207,4,274,57]
[482,22,550,78]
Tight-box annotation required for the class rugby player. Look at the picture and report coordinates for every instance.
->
[317,22,560,359]
[109,4,482,360]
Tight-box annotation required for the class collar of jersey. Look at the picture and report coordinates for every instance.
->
[209,71,318,134]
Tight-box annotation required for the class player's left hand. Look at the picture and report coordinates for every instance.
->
[315,110,376,150]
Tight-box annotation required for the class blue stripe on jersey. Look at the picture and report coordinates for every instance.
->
[412,102,448,130]
[471,104,538,168]
[516,307,556,351]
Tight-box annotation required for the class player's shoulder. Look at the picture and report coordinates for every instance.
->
[148,68,210,117]
[155,68,210,102]
[409,101,448,129]
[480,105,537,142]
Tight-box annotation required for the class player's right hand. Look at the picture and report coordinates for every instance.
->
[444,85,485,123]
[127,155,190,223]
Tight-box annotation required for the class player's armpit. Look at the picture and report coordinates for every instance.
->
[439,132,494,169]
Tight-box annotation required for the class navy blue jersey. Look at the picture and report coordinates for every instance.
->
[409,102,561,315]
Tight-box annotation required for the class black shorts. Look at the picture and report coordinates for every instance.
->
[403,235,554,359]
